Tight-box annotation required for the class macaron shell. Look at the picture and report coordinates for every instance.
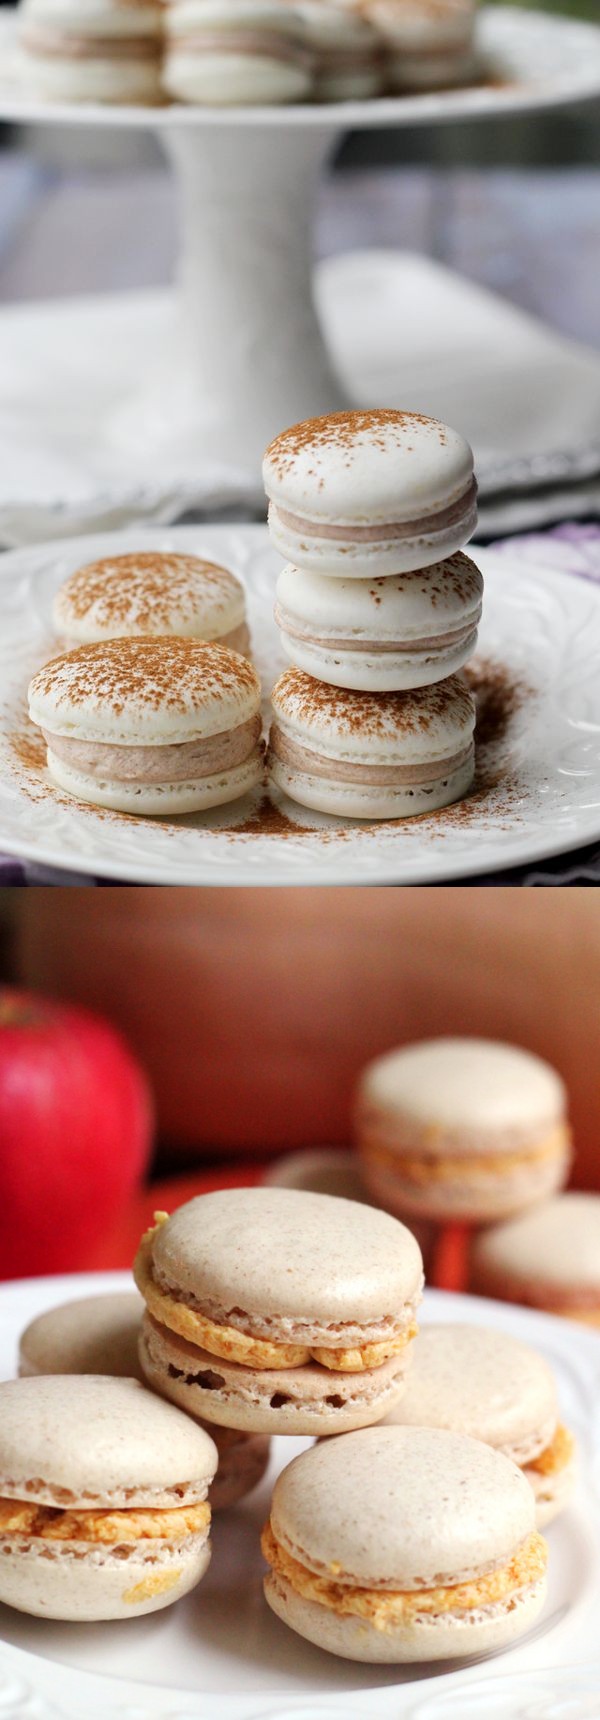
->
[164,55,312,104]
[18,1292,143,1380]
[263,412,475,529]
[270,672,476,766]
[278,626,479,691]
[209,1433,271,1510]
[269,747,474,820]
[383,1325,558,1465]
[29,639,261,747]
[16,54,163,101]
[267,497,478,580]
[359,1039,567,1138]
[0,1536,210,1621]
[53,554,247,647]
[46,744,264,816]
[470,1194,600,1296]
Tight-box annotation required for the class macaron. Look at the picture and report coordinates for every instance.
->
[263,409,478,578]
[356,1038,571,1223]
[264,1147,370,1202]
[163,0,313,106]
[134,1188,423,1435]
[274,552,483,690]
[28,637,264,816]
[18,1291,144,1380]
[0,1375,217,1619]
[384,1324,576,1528]
[18,0,164,104]
[300,2,382,101]
[368,0,476,93]
[53,551,251,658]
[268,668,476,819]
[262,1425,548,1661]
[470,1193,600,1327]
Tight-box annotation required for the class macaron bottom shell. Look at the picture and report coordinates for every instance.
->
[0,1535,211,1621]
[163,53,312,105]
[268,748,475,821]
[210,1433,271,1511]
[278,626,480,692]
[18,52,163,104]
[267,505,479,581]
[361,1139,570,1224]
[46,746,264,817]
[264,1566,547,1662]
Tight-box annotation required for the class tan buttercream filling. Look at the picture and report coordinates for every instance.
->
[270,724,472,788]
[0,1497,210,1543]
[274,603,476,654]
[169,31,310,66]
[270,478,477,545]
[526,1424,574,1479]
[262,1522,547,1630]
[43,714,261,785]
[361,1129,568,1186]
[134,1220,415,1373]
[22,27,161,59]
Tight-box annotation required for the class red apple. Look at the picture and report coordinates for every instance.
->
[0,987,153,1279]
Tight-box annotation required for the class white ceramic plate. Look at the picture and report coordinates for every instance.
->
[2,523,600,885]
[0,1272,598,1719]
[2,9,600,126]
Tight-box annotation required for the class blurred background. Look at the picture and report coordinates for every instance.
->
[1,887,599,1280]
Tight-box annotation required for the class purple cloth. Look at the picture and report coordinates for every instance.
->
[4,522,600,888]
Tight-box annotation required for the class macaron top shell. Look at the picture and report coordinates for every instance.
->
[361,1039,566,1134]
[263,411,475,528]
[28,638,261,746]
[472,1193,600,1289]
[53,553,246,644]
[167,0,308,38]
[0,1376,217,1507]
[150,1187,423,1323]
[369,0,475,48]
[298,2,377,50]
[21,0,162,36]
[270,1425,535,1589]
[271,671,476,764]
[19,1292,143,1379]
[276,554,483,640]
[384,1325,558,1462]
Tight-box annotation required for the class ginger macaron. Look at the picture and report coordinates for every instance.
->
[385,1324,576,1527]
[263,409,477,579]
[135,1188,423,1436]
[262,1425,548,1661]
[18,0,164,105]
[0,1375,217,1620]
[53,551,251,658]
[470,1193,600,1328]
[28,637,263,816]
[268,668,476,819]
[356,1038,571,1224]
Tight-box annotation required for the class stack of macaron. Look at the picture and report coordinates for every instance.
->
[263,407,482,819]
[17,0,165,104]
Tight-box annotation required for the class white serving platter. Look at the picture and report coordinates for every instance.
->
[1,523,600,884]
[0,1272,598,1718]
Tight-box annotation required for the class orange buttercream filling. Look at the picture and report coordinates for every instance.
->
[0,1498,210,1543]
[262,1522,547,1631]
[134,1218,415,1373]
[527,1423,575,1477]
[361,1128,567,1186]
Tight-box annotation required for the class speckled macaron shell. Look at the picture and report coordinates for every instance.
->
[274,553,483,690]
[164,0,313,106]
[18,1291,144,1380]
[0,1376,217,1620]
[269,668,475,819]
[53,552,249,653]
[264,410,477,577]
[470,1194,600,1321]
[264,1425,545,1661]
[357,1038,570,1222]
[19,0,164,103]
[139,1311,411,1435]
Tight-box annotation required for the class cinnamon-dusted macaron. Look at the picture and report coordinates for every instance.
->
[18,0,164,105]
[262,1425,548,1661]
[470,1194,600,1327]
[0,1376,217,1620]
[135,1188,423,1435]
[263,410,477,578]
[368,0,476,92]
[28,637,263,816]
[53,551,251,658]
[163,0,313,105]
[19,1291,144,1380]
[268,668,475,819]
[357,1039,571,1223]
[274,552,483,690]
[384,1324,576,1528]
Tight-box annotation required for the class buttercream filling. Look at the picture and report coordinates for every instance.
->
[169,31,311,66]
[524,1423,574,1479]
[274,604,477,654]
[360,1130,568,1186]
[134,1218,418,1373]
[43,714,262,785]
[270,725,473,787]
[269,478,477,544]
[262,1523,547,1630]
[22,27,161,59]
[0,1497,210,1544]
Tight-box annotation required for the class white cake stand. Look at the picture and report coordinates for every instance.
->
[2,7,600,476]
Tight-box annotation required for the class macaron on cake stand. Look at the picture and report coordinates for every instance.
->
[3,8,600,482]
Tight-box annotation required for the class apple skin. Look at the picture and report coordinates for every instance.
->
[0,988,153,1278]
